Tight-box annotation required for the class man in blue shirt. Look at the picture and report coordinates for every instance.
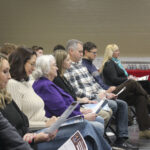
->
[80,41,137,149]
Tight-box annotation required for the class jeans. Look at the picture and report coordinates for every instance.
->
[37,120,111,150]
[108,99,128,138]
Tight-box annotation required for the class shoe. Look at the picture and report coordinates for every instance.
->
[112,146,125,150]
[139,130,150,139]
[113,140,138,150]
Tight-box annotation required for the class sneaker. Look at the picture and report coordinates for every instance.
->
[139,130,150,139]
[113,140,138,150]
[112,146,125,150]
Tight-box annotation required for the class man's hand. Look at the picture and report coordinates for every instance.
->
[106,93,117,100]
[98,91,106,99]
[106,86,116,93]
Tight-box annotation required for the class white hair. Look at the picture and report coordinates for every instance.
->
[32,55,55,80]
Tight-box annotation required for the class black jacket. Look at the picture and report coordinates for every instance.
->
[0,112,33,150]
[54,75,77,101]
[0,100,29,137]
[103,59,128,86]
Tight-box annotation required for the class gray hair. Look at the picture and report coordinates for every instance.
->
[32,55,55,80]
[66,39,83,52]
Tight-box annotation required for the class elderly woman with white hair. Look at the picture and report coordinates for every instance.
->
[32,55,112,150]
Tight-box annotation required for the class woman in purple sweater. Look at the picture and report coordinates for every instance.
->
[32,55,112,150]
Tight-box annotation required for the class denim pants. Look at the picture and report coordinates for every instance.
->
[37,119,111,150]
[108,99,128,138]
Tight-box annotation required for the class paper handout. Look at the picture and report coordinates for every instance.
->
[58,130,88,150]
[82,99,108,114]
[43,101,80,134]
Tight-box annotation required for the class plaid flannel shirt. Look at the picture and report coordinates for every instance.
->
[64,61,105,100]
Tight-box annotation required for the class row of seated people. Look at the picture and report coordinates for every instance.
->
[0,46,110,150]
[80,41,150,135]
[1,39,149,150]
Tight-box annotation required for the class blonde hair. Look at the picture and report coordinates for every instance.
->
[101,44,119,71]
[53,50,68,76]
[0,53,11,109]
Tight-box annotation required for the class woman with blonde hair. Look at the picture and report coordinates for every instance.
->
[101,44,150,139]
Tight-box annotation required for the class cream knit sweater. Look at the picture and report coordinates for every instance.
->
[7,79,49,129]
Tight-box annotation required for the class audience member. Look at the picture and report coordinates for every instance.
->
[101,44,150,94]
[53,44,65,52]
[101,44,150,138]
[32,46,43,57]
[64,39,137,149]
[0,42,17,56]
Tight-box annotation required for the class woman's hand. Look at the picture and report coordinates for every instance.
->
[78,97,97,104]
[46,116,58,127]
[34,131,58,143]
[84,113,97,121]
[23,133,36,144]
[80,107,93,114]
[23,131,58,144]
[128,75,137,81]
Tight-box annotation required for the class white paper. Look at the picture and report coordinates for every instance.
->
[43,101,80,134]
[136,75,149,81]
[58,130,88,150]
[82,99,108,114]
[116,87,126,96]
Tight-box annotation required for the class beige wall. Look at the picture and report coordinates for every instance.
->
[0,0,150,57]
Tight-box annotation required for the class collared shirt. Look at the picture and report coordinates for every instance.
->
[64,61,105,100]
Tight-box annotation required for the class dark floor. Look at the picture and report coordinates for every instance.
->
[106,124,150,150]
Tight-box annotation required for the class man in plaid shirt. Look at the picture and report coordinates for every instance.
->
[64,39,137,150]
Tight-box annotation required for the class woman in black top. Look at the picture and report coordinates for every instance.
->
[101,44,150,138]
[53,50,96,104]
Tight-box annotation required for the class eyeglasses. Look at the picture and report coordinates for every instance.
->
[89,51,97,55]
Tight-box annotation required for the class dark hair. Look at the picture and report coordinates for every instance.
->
[32,45,43,51]
[9,47,36,81]
[83,42,97,55]
[53,44,65,52]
